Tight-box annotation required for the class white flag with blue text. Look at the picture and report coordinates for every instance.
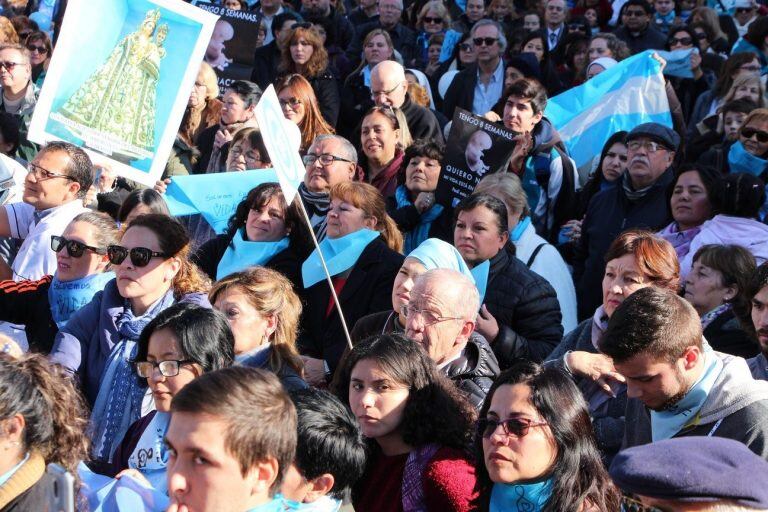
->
[545,51,672,169]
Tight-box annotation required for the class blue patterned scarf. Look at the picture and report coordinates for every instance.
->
[395,186,444,254]
[490,478,553,512]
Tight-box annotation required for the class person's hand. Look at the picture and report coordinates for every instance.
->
[301,356,328,387]
[690,51,703,79]
[414,192,436,213]
[83,185,98,207]
[115,468,151,487]
[213,128,233,149]
[651,51,667,72]
[508,132,532,175]
[475,304,500,342]
[483,111,501,123]
[565,351,626,396]
[424,61,440,76]
[562,219,582,242]
[154,178,171,195]
[94,164,117,193]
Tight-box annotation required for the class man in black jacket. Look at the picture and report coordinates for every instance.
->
[299,0,354,49]
[613,0,667,54]
[346,0,416,67]
[404,269,500,409]
[574,122,678,319]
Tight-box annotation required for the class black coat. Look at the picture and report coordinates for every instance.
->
[339,72,375,139]
[441,63,478,119]
[351,309,403,343]
[346,21,417,68]
[1,473,52,512]
[574,170,674,319]
[483,244,564,369]
[443,333,500,410]
[0,276,58,354]
[704,309,760,359]
[192,234,304,289]
[298,237,404,371]
[400,94,444,143]
[250,40,281,90]
[308,70,341,126]
[613,24,668,54]
[385,194,454,245]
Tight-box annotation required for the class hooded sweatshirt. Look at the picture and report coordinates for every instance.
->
[679,214,768,278]
[623,352,768,458]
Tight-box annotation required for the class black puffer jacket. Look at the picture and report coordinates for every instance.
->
[443,333,500,410]
[484,244,564,369]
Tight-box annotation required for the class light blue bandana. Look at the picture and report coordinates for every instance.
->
[302,229,379,288]
[216,228,290,280]
[490,478,553,512]
[728,141,768,176]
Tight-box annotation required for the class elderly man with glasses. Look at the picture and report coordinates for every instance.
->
[0,43,40,162]
[404,268,500,409]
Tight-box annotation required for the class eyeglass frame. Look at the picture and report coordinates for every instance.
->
[477,416,549,439]
[626,140,669,153]
[0,60,25,72]
[399,304,464,326]
[51,235,106,257]
[370,82,403,100]
[302,153,354,167]
[27,162,75,182]
[741,127,768,143]
[133,359,195,378]
[106,244,171,267]
[279,96,302,110]
[229,144,263,162]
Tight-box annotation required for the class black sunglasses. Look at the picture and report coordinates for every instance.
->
[742,127,768,143]
[473,37,498,46]
[51,235,106,258]
[107,245,170,267]
[669,36,692,46]
[736,6,754,12]
[423,15,444,23]
[477,417,548,438]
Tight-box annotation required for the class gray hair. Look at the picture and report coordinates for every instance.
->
[470,19,507,53]
[413,269,480,321]
[310,134,358,164]
[379,0,404,10]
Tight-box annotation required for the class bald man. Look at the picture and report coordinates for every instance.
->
[370,61,444,142]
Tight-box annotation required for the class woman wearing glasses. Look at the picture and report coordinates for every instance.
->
[193,182,311,286]
[476,361,620,511]
[223,127,271,172]
[334,333,480,512]
[50,213,211,466]
[360,106,411,198]
[299,182,403,385]
[105,303,234,490]
[0,212,116,354]
[25,30,51,87]
[276,73,334,155]
[414,1,450,69]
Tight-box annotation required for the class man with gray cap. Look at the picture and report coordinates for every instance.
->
[573,122,679,319]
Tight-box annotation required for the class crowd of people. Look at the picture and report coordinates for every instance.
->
[5,0,768,510]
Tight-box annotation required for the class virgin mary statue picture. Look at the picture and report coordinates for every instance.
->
[53,8,168,161]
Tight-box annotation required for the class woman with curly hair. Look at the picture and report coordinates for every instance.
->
[276,74,334,155]
[49,214,211,467]
[334,333,480,512]
[0,353,89,511]
[279,25,340,126]
[476,361,620,511]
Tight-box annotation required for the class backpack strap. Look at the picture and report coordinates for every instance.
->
[526,243,547,268]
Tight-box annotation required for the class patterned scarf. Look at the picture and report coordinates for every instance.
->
[401,443,441,512]
[700,303,732,330]
[658,222,701,261]
[395,186,444,254]
[622,172,655,202]
[299,182,330,241]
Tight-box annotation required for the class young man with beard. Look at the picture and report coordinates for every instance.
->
[599,287,768,457]
[748,262,768,380]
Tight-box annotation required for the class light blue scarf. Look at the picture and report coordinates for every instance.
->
[90,290,176,462]
[284,496,342,512]
[490,478,553,512]
[127,412,171,494]
[728,141,768,176]
[302,229,380,288]
[407,238,488,304]
[246,496,289,512]
[48,272,115,328]
[216,228,290,280]
[509,216,532,242]
[395,186,445,254]
[650,350,723,441]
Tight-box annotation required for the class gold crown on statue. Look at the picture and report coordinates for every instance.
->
[143,8,162,25]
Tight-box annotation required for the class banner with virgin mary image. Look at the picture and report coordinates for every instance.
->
[28,0,218,187]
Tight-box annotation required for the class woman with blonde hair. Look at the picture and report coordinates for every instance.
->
[0,17,18,44]
[276,73,334,154]
[279,25,340,125]
[360,105,412,197]
[415,1,450,68]
[50,214,211,465]
[210,267,307,391]
[300,182,404,384]
[721,73,765,107]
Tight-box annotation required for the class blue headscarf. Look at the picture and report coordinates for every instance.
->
[407,238,489,304]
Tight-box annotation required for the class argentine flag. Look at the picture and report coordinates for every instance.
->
[545,51,672,169]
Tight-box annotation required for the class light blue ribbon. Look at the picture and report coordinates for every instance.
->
[490,478,553,512]
[216,229,290,280]
[48,272,115,328]
[301,229,380,288]
[509,216,532,242]
[728,140,768,176]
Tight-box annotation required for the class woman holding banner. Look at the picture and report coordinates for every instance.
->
[192,182,311,287]
[299,182,403,384]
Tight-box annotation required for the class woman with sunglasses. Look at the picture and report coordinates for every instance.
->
[0,212,116,355]
[476,361,620,511]
[50,213,211,466]
[664,26,714,122]
[25,30,51,87]
[276,73,334,155]
[193,182,311,286]
[414,1,450,69]
[105,303,234,491]
[333,333,480,512]
[699,108,768,176]
[300,182,403,385]
[360,106,411,198]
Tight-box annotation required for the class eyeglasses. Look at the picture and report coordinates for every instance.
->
[107,245,170,267]
[423,15,444,24]
[279,96,302,110]
[134,359,194,378]
[736,6,754,12]
[623,9,647,16]
[27,162,75,182]
[740,64,762,72]
[399,304,463,326]
[669,36,692,46]
[302,153,354,166]
[473,37,498,47]
[26,45,48,54]
[459,43,474,51]
[626,140,667,152]
[370,82,402,99]
[741,127,768,142]
[477,417,548,438]
[694,32,708,40]
[230,145,262,162]
[51,235,106,258]
[0,61,23,71]
[568,23,586,31]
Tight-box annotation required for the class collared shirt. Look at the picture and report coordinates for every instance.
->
[472,59,504,115]
[259,5,284,45]
[547,25,563,49]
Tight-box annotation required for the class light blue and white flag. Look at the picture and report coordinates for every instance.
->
[545,51,672,169]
